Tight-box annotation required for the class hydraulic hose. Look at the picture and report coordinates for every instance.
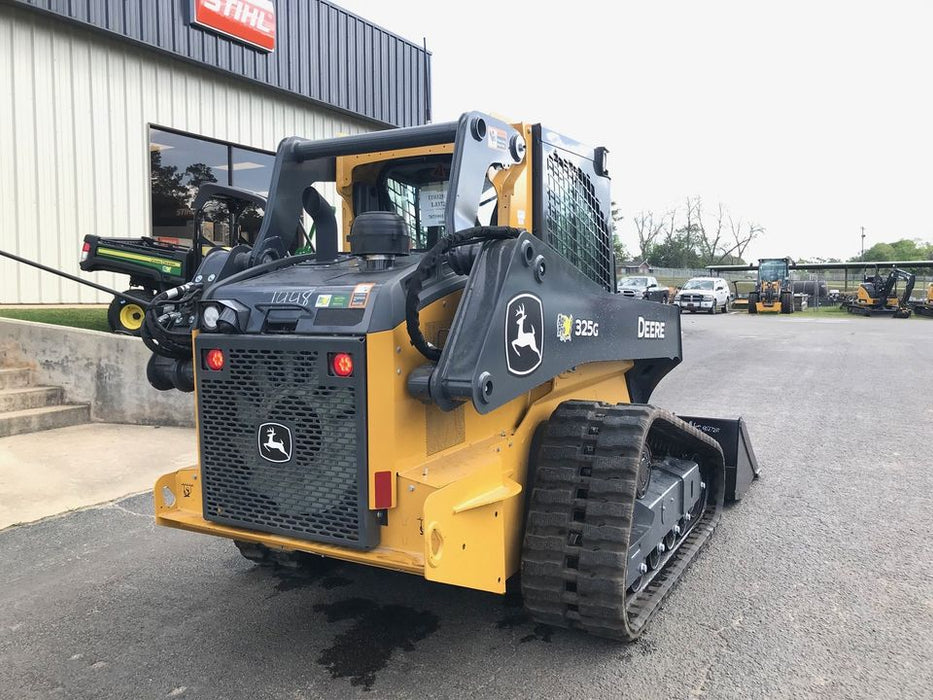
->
[405,226,522,362]
[141,282,202,359]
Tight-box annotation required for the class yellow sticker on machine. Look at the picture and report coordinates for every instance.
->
[97,247,183,274]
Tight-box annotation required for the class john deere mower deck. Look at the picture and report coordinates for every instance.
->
[144,111,759,641]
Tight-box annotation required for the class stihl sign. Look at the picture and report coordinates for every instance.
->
[191,0,276,52]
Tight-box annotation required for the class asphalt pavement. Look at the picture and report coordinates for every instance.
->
[1,312,931,699]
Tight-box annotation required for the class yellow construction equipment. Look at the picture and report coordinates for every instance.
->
[910,282,933,317]
[142,112,759,641]
[747,257,794,314]
[842,267,915,318]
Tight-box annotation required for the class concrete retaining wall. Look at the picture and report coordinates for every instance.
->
[0,318,194,427]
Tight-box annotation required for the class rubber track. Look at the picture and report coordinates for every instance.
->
[521,401,726,641]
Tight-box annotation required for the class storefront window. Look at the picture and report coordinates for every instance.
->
[149,127,274,244]
[229,147,275,196]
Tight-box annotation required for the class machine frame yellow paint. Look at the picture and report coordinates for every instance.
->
[852,284,900,311]
[154,122,632,595]
[754,281,785,313]
[155,340,633,592]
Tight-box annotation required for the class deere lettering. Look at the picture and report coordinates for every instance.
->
[637,316,666,339]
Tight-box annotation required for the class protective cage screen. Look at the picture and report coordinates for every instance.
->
[536,133,614,291]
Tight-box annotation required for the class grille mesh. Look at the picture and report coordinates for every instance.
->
[198,344,365,545]
[544,152,614,291]
[680,294,707,304]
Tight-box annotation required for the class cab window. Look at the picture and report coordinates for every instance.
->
[352,154,498,250]
[197,199,265,247]
[759,260,788,282]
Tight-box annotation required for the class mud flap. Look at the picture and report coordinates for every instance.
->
[677,416,760,501]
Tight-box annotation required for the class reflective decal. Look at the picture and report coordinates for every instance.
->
[557,313,573,343]
[258,422,292,463]
[506,294,543,375]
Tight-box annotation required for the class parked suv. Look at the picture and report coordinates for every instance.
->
[673,277,732,314]
[617,275,669,303]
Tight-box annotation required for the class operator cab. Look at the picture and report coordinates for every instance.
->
[758,258,790,283]
[343,153,498,250]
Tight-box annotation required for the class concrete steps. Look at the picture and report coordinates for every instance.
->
[0,386,64,413]
[0,368,33,390]
[0,367,91,437]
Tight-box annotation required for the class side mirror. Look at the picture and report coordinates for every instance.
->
[648,283,658,289]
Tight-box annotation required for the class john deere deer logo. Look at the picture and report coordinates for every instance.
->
[505,294,544,376]
[257,422,292,463]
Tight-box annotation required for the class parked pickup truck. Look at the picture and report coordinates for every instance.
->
[673,276,732,314]
[616,275,670,303]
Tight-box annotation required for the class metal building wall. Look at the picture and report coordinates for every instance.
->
[11,0,431,128]
[0,4,374,303]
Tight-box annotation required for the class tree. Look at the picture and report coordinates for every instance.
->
[646,229,703,267]
[150,150,189,226]
[693,197,724,263]
[612,235,629,263]
[608,199,630,263]
[150,152,221,226]
[797,256,842,264]
[727,216,764,264]
[632,210,667,260]
[185,162,218,189]
[633,197,762,266]
[610,200,623,234]
[849,238,933,262]
[692,196,763,264]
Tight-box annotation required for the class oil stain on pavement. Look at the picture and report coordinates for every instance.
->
[313,598,439,690]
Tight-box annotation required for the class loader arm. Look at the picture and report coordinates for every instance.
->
[895,269,916,308]
[407,230,682,413]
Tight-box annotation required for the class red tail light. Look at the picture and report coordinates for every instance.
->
[204,348,225,371]
[80,241,90,262]
[330,352,353,377]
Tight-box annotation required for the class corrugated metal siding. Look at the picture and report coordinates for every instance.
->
[0,4,374,303]
[11,0,430,128]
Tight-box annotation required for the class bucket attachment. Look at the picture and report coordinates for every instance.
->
[677,416,760,501]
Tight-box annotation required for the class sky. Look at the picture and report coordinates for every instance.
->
[335,0,933,262]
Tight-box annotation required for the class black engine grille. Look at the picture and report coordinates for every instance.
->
[196,335,376,549]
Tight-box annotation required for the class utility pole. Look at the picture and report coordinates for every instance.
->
[861,226,865,258]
